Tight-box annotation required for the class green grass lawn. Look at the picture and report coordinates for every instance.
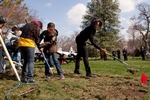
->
[0,57,150,100]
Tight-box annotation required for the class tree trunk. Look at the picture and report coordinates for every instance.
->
[145,40,149,54]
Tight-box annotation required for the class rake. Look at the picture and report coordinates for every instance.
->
[86,42,139,74]
[0,4,40,100]
[0,35,40,100]
[41,52,53,75]
[105,52,139,74]
[4,57,23,66]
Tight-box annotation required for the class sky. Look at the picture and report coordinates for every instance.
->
[23,0,149,40]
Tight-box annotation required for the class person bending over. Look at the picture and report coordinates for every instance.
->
[74,17,106,78]
[18,20,43,83]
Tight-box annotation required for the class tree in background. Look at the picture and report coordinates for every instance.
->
[127,25,145,57]
[81,0,121,58]
[0,0,39,32]
[57,31,78,52]
[130,3,150,54]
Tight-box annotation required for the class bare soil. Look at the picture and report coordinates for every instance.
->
[61,73,150,100]
[0,68,149,100]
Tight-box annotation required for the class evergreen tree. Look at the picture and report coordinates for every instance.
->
[81,0,121,51]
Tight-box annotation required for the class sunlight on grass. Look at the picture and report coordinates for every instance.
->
[0,58,150,100]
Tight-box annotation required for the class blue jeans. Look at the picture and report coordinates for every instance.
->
[45,52,63,76]
[12,52,21,69]
[5,42,21,69]
[49,55,54,68]
[20,47,35,80]
[0,57,6,71]
[0,47,2,71]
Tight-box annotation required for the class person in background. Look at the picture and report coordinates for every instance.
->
[122,48,128,61]
[112,50,116,60]
[140,46,145,60]
[11,26,22,69]
[116,49,121,59]
[74,17,106,78]
[5,26,22,70]
[40,22,65,79]
[0,16,6,72]
[0,16,6,34]
[18,20,43,83]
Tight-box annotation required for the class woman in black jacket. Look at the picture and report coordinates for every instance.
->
[74,17,106,77]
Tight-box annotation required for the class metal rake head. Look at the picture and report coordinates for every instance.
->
[126,68,139,74]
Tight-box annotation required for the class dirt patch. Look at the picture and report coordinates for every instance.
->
[0,68,149,100]
[61,73,150,100]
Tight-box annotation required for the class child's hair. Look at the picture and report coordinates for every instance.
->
[28,21,40,37]
[11,26,19,32]
[47,22,55,28]
[0,16,6,24]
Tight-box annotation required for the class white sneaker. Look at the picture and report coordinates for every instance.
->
[60,74,65,79]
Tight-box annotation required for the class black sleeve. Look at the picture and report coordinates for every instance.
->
[39,31,52,48]
[35,29,41,47]
[55,29,58,36]
[89,33,100,50]
[39,31,44,42]
[19,25,24,31]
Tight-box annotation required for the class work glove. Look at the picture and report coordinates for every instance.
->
[100,48,108,55]
[40,48,44,52]
[40,42,51,47]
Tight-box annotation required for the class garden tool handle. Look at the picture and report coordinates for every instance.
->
[105,51,129,66]
[100,48,108,55]
[0,4,20,82]
[105,51,110,55]
[41,52,53,74]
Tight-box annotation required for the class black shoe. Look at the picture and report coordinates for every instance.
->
[86,74,96,78]
[74,70,81,74]
[27,79,35,83]
[21,77,27,82]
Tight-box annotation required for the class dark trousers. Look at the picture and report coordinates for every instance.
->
[75,43,91,75]
[117,54,121,59]
[123,55,128,61]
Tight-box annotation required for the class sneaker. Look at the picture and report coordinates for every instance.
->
[8,67,12,70]
[50,66,54,69]
[86,74,96,78]
[60,74,65,79]
[17,67,22,70]
[27,79,35,83]
[21,77,27,82]
[46,75,50,79]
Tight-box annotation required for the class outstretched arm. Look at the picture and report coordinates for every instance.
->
[89,33,100,50]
